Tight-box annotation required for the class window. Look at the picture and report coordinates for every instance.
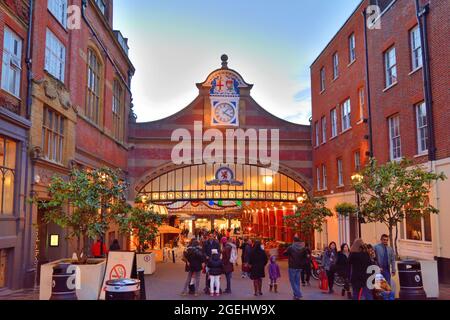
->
[358,87,365,122]
[316,167,321,191]
[416,102,428,154]
[45,29,66,82]
[354,151,361,172]
[95,0,106,15]
[320,67,325,92]
[388,115,402,161]
[42,107,64,163]
[48,0,67,27]
[315,121,319,147]
[402,210,432,242]
[0,249,8,288]
[86,48,102,125]
[341,99,351,131]
[330,108,337,138]
[322,165,327,190]
[349,33,356,63]
[333,52,339,79]
[337,159,344,186]
[410,25,423,71]
[385,47,397,87]
[321,116,327,144]
[1,28,22,97]
[112,80,124,142]
[0,136,16,215]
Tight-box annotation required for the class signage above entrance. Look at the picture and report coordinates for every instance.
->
[206,166,244,186]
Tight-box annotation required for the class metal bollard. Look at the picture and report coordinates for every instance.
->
[172,249,176,264]
[137,268,146,300]
[50,263,78,300]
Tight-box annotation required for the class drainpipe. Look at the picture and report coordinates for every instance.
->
[415,1,441,260]
[25,0,34,119]
[81,0,132,94]
[362,8,374,158]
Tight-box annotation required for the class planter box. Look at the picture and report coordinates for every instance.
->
[136,253,156,275]
[39,259,106,300]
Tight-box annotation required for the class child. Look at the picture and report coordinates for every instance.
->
[207,249,224,297]
[374,274,395,300]
[268,255,281,293]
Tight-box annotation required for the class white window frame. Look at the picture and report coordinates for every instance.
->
[333,52,339,79]
[410,25,423,71]
[354,151,361,172]
[349,33,356,63]
[321,116,327,144]
[320,67,325,92]
[341,99,351,131]
[45,29,66,82]
[315,121,320,147]
[316,167,321,191]
[416,102,428,155]
[358,87,365,122]
[389,115,402,161]
[48,0,68,28]
[1,27,22,97]
[331,108,337,137]
[385,47,398,87]
[401,210,432,243]
[337,159,344,187]
[322,165,327,190]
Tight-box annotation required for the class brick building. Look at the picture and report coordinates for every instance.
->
[311,0,450,283]
[0,0,134,291]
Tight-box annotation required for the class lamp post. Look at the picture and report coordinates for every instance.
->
[351,173,363,239]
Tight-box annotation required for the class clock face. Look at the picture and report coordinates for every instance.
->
[213,103,236,123]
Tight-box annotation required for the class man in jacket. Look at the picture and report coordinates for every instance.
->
[374,234,396,283]
[284,237,307,300]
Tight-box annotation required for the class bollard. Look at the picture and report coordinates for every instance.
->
[105,279,141,300]
[137,268,146,300]
[50,263,78,300]
[398,260,427,300]
[172,249,176,264]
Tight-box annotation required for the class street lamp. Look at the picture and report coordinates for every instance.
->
[351,173,363,239]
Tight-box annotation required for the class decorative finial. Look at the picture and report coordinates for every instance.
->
[221,54,229,69]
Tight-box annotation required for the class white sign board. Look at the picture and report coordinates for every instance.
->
[99,251,135,300]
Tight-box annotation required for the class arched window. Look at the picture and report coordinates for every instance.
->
[112,79,124,142]
[86,48,102,125]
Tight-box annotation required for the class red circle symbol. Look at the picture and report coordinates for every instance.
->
[109,264,127,280]
[144,255,151,262]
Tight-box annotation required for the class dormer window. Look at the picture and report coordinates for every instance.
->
[95,0,106,16]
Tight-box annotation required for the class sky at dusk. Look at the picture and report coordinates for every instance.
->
[113,0,361,125]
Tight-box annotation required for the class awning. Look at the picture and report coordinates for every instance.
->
[158,225,182,234]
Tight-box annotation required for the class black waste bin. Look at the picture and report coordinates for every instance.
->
[398,260,427,300]
[105,279,141,300]
[50,263,78,300]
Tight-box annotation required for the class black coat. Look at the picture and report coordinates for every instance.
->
[203,240,221,258]
[207,255,224,276]
[335,252,350,278]
[185,246,205,272]
[348,251,372,287]
[249,248,268,280]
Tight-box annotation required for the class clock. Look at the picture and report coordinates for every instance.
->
[213,102,236,124]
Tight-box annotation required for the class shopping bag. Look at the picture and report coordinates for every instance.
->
[319,269,328,291]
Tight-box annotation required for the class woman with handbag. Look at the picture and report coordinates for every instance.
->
[322,242,338,294]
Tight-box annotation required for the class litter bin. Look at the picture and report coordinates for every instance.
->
[398,260,427,300]
[50,263,78,300]
[105,279,141,300]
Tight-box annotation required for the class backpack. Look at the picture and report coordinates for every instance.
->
[230,245,238,264]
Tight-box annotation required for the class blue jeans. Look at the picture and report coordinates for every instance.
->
[288,268,302,298]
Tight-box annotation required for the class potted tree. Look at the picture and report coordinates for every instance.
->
[35,167,129,300]
[118,205,164,274]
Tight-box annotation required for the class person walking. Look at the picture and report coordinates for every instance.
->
[207,249,223,297]
[336,243,352,299]
[301,242,312,287]
[221,237,234,294]
[348,239,373,300]
[248,240,268,296]
[374,234,396,284]
[322,242,338,294]
[268,256,281,293]
[284,237,307,300]
[181,239,205,297]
